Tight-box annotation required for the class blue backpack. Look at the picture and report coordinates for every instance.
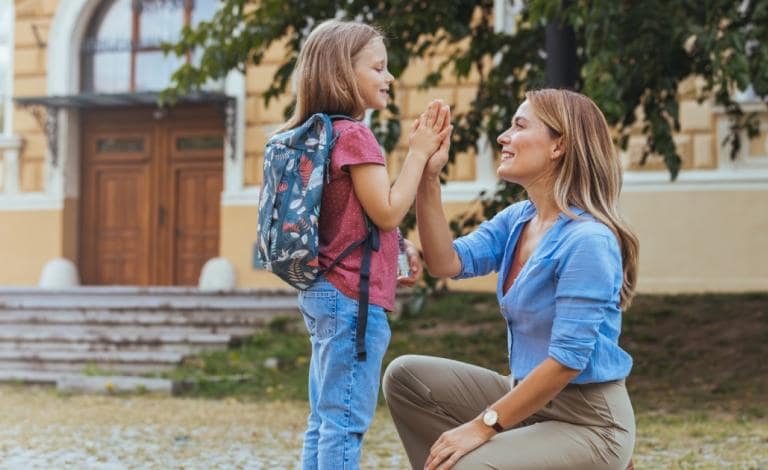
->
[254,113,379,361]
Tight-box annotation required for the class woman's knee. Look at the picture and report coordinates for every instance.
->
[382,354,432,401]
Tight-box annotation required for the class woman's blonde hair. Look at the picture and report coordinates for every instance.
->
[279,20,383,132]
[525,89,639,309]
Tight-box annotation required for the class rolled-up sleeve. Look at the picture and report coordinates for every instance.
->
[452,204,519,279]
[549,230,622,371]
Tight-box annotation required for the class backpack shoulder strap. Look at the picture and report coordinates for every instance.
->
[327,114,357,122]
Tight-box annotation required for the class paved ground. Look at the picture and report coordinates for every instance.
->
[0,386,407,469]
[2,386,766,469]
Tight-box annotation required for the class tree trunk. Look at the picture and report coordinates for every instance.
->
[545,2,578,89]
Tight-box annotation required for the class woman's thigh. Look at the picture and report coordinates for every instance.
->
[384,354,511,423]
[455,381,635,470]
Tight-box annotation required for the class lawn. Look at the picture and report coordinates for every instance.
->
[167,292,768,468]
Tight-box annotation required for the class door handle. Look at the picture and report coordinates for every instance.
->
[158,206,166,227]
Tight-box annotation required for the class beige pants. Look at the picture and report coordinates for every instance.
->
[383,355,635,470]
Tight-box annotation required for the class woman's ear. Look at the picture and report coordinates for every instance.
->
[550,137,565,160]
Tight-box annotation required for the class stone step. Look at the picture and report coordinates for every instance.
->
[0,340,227,354]
[56,375,174,394]
[0,361,177,375]
[0,369,81,385]
[0,287,298,311]
[0,309,286,327]
[0,287,298,379]
[0,324,257,341]
[0,348,184,364]
[0,349,184,375]
[0,325,232,345]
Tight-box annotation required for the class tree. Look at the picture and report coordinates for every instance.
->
[165,0,767,234]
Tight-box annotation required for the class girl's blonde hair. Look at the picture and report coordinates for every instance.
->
[279,20,383,132]
[525,89,639,309]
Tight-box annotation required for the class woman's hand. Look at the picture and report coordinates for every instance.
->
[423,116,452,181]
[397,238,422,287]
[424,419,495,470]
[409,100,452,160]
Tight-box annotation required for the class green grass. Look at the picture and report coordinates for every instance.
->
[167,291,768,416]
[163,292,768,466]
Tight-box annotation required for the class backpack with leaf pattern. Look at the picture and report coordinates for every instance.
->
[254,113,379,360]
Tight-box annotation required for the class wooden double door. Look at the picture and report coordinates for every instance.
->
[80,105,224,286]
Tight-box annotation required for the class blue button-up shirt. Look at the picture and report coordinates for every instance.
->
[453,200,632,384]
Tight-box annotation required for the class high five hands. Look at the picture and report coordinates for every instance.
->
[409,99,453,175]
[396,100,453,289]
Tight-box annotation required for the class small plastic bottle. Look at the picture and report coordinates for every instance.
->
[397,233,411,278]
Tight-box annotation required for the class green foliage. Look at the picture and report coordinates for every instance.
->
[163,0,767,230]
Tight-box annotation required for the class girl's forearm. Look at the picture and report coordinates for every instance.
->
[383,150,430,230]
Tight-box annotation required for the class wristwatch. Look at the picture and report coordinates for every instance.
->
[481,408,504,433]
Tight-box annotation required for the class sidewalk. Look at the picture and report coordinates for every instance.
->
[0,386,407,469]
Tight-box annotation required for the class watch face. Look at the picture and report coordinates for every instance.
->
[482,409,498,426]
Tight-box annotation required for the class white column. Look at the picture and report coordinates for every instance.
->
[1,136,21,195]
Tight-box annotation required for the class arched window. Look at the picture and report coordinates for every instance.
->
[81,0,218,93]
[0,0,12,133]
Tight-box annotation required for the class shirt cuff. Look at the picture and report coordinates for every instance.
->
[548,342,591,372]
[451,238,475,279]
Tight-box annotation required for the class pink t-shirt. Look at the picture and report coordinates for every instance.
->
[317,119,398,311]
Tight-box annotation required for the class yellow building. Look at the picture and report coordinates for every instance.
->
[1,0,767,293]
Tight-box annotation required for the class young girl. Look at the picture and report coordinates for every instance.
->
[280,20,452,469]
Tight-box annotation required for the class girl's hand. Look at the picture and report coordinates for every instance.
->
[409,100,452,160]
[424,419,494,470]
[396,238,422,287]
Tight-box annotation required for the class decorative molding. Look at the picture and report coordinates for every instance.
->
[222,186,261,207]
[622,168,768,192]
[0,135,21,148]
[0,134,22,196]
[0,193,63,211]
[442,181,496,203]
[223,69,246,198]
[1,0,14,136]
[637,277,768,294]
[48,0,96,96]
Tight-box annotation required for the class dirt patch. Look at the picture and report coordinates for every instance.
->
[622,293,768,411]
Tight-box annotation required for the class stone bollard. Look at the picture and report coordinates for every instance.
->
[38,258,81,288]
[198,257,237,291]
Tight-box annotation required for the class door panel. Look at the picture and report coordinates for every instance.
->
[81,129,153,286]
[172,165,222,285]
[80,106,224,286]
[91,166,151,284]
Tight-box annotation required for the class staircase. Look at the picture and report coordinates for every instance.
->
[0,287,299,387]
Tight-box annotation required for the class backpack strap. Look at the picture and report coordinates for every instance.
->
[317,216,379,362]
[328,114,356,122]
[354,216,379,361]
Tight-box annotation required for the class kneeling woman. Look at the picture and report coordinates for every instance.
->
[384,89,638,470]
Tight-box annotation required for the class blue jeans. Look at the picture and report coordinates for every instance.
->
[298,278,391,470]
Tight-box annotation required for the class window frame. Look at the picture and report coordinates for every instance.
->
[80,0,202,93]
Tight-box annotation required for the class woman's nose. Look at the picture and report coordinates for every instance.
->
[497,130,510,145]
